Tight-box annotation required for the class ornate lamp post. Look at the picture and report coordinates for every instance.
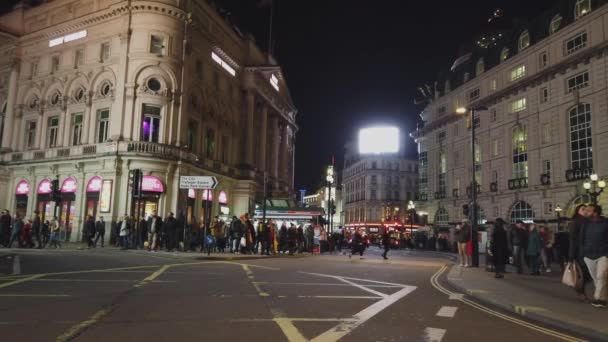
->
[407,200,415,236]
[326,166,335,234]
[554,205,563,232]
[583,173,606,205]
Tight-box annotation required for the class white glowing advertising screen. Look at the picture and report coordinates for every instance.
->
[358,127,400,154]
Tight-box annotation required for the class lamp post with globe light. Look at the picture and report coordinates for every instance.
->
[456,106,488,268]
[407,200,415,237]
[583,174,606,205]
[554,205,563,233]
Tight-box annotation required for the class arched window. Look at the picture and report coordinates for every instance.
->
[435,208,449,228]
[476,58,485,76]
[575,0,591,19]
[510,201,534,224]
[550,15,563,34]
[518,30,530,51]
[500,47,510,62]
[569,104,593,170]
[512,125,528,179]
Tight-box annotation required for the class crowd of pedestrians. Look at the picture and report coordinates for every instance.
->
[0,209,82,249]
[487,203,608,308]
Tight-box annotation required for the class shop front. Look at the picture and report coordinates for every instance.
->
[36,179,53,222]
[200,189,213,226]
[132,175,164,219]
[59,177,77,241]
[15,180,30,218]
[85,176,102,219]
[187,189,196,224]
[218,191,230,222]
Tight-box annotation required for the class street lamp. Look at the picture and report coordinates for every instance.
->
[326,165,335,234]
[583,173,606,204]
[456,106,488,268]
[407,200,415,237]
[554,205,563,232]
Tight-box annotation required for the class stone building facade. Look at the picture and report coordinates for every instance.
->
[0,0,297,241]
[411,0,608,230]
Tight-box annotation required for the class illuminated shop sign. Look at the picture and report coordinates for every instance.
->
[61,177,77,193]
[38,179,52,194]
[87,176,102,193]
[15,180,30,195]
[49,30,87,47]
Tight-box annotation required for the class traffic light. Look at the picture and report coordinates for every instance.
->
[132,169,142,196]
[51,178,61,204]
[462,204,469,217]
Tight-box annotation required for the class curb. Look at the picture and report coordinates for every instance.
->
[126,249,312,261]
[443,265,608,342]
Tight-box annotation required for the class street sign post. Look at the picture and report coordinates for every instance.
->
[179,176,218,190]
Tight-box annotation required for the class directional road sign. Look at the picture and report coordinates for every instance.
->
[179,176,218,190]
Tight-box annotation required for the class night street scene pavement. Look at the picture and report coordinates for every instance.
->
[2,0,608,341]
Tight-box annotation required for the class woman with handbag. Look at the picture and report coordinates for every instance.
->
[490,218,509,279]
[568,204,591,302]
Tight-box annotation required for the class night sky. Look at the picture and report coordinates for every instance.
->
[1,0,557,191]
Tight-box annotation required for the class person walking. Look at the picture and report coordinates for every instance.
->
[527,224,543,276]
[49,216,61,248]
[509,220,528,274]
[32,211,42,249]
[568,204,592,302]
[381,227,390,260]
[85,215,96,248]
[539,226,553,273]
[41,219,50,247]
[0,210,11,247]
[245,215,255,254]
[21,219,34,248]
[579,204,608,308]
[94,217,106,247]
[119,216,130,250]
[7,213,22,248]
[490,218,509,279]
[456,220,471,267]
[279,223,288,254]
[287,223,297,255]
[147,212,161,251]
[164,212,178,252]
[349,228,365,258]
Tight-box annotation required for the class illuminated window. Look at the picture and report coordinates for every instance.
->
[511,98,527,113]
[25,120,36,149]
[418,151,428,199]
[565,32,587,55]
[512,125,528,179]
[47,116,60,148]
[510,201,534,224]
[575,0,591,19]
[550,15,563,34]
[435,208,449,228]
[569,104,593,170]
[141,104,161,143]
[150,35,165,55]
[437,152,447,196]
[518,30,530,51]
[510,65,526,81]
[476,58,485,75]
[71,113,83,146]
[540,86,549,104]
[500,47,509,62]
[270,74,279,91]
[469,88,480,102]
[97,109,109,143]
[566,71,589,93]
[489,79,497,92]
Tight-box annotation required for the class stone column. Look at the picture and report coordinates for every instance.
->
[85,98,94,144]
[245,91,255,167]
[279,121,288,181]
[2,59,19,151]
[259,104,268,172]
[271,115,280,179]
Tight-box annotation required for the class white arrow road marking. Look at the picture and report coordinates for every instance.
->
[436,306,458,318]
[12,256,20,275]
[422,327,447,342]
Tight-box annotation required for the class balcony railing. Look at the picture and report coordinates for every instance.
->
[508,177,528,190]
[434,191,446,200]
[565,167,593,182]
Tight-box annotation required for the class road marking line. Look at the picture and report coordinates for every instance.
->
[0,294,71,297]
[296,295,383,299]
[273,317,307,342]
[12,256,20,275]
[436,306,458,318]
[0,274,45,289]
[56,307,112,342]
[234,318,358,322]
[423,327,447,342]
[335,277,388,298]
[221,261,279,270]
[514,306,546,315]
[300,271,405,287]
[449,293,464,300]
[241,264,269,296]
[253,281,401,288]
[135,265,171,287]
[467,289,488,295]
[429,265,588,342]
[32,278,176,283]
[310,285,417,342]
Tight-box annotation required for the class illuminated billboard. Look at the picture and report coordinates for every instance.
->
[358,127,400,154]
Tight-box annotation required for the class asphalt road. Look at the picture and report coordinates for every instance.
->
[0,247,591,342]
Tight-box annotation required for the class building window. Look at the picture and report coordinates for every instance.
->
[492,139,499,156]
[71,113,84,146]
[394,191,399,200]
[575,0,591,19]
[539,51,548,68]
[438,152,447,196]
[492,170,498,183]
[540,86,549,104]
[500,47,509,62]
[510,201,535,224]
[542,123,551,144]
[371,175,377,185]
[490,79,497,92]
[469,88,480,102]
[30,61,38,78]
[543,160,552,175]
[187,121,197,151]
[147,78,162,92]
[476,58,485,75]
[565,32,587,55]
[435,208,449,228]
[512,125,528,179]
[518,30,530,51]
[97,109,109,143]
[544,202,554,215]
[566,71,589,93]
[371,161,377,169]
[550,15,563,34]
[371,190,377,200]
[511,98,527,113]
[569,104,593,170]
[150,35,165,55]
[51,55,60,73]
[47,116,60,148]
[491,108,497,122]
[472,112,480,129]
[25,120,36,149]
[100,42,110,63]
[74,48,84,68]
[142,104,161,143]
[510,65,526,81]
[437,106,447,116]
[419,151,428,199]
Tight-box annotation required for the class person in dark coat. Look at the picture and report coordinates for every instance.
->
[0,210,11,247]
[296,225,304,253]
[349,228,364,258]
[32,210,43,249]
[287,224,297,255]
[568,204,592,301]
[508,220,528,274]
[138,217,147,249]
[381,228,391,260]
[85,215,96,248]
[527,224,543,275]
[94,217,106,247]
[164,212,178,252]
[279,224,288,254]
[490,218,510,279]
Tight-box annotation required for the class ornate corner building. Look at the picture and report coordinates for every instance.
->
[411,0,608,229]
[0,0,298,241]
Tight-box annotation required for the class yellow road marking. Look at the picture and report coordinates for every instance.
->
[135,265,171,287]
[430,265,588,342]
[0,294,71,297]
[0,274,45,289]
[56,307,112,342]
[240,264,269,296]
[273,317,307,342]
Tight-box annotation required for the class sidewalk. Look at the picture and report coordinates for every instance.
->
[446,261,608,341]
